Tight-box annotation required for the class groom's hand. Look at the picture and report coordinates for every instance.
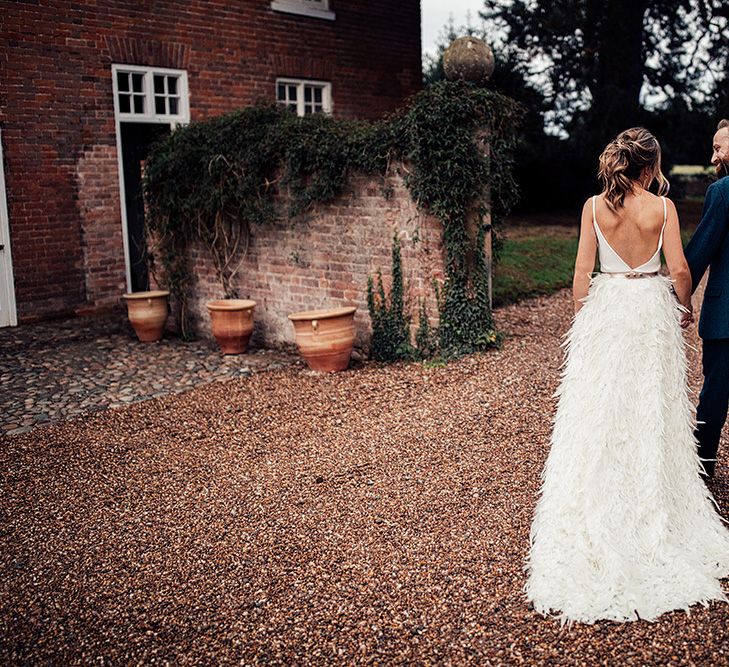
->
[680,307,694,329]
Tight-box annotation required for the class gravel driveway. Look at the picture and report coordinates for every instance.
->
[2,283,727,665]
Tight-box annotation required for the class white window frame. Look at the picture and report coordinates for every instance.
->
[0,127,17,327]
[111,64,190,291]
[270,0,335,20]
[275,78,333,117]
[111,64,189,126]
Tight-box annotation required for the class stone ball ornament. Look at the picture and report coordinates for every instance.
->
[443,37,495,85]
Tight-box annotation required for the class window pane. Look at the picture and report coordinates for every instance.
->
[117,72,129,92]
[304,86,312,103]
[133,94,145,113]
[169,97,179,115]
[155,96,166,114]
[131,72,144,92]
[277,83,285,101]
[119,94,131,113]
[314,104,323,113]
[167,76,178,95]
[288,85,297,101]
[314,87,322,103]
[154,75,165,94]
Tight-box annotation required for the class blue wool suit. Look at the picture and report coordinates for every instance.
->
[683,175,729,478]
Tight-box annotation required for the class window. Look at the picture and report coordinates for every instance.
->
[276,79,332,116]
[117,71,146,114]
[270,0,335,20]
[153,74,180,116]
[112,65,189,124]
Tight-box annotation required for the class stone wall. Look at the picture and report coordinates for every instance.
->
[183,171,449,353]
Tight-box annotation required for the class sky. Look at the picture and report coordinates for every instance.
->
[421,0,487,59]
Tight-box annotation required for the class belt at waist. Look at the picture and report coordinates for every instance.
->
[601,270,660,279]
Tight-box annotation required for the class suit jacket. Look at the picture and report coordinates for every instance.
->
[684,175,729,339]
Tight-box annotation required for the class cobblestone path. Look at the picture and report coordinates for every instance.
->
[0,313,301,436]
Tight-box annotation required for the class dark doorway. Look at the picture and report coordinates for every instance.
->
[120,122,170,292]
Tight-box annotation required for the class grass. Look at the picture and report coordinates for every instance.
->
[671,165,713,176]
[493,228,578,308]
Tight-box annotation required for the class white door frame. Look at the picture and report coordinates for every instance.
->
[0,127,17,327]
[111,64,190,292]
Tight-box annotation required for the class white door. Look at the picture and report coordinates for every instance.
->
[0,128,17,327]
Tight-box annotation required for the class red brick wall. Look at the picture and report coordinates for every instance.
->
[184,171,446,352]
[0,0,421,321]
[76,146,127,309]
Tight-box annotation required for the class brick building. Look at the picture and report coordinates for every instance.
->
[0,0,422,326]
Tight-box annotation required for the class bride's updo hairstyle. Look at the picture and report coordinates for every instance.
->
[597,127,669,211]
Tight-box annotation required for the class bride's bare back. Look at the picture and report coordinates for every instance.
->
[593,191,666,268]
[573,187,691,319]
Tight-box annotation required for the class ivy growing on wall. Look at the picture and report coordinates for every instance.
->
[143,80,522,355]
[367,234,415,362]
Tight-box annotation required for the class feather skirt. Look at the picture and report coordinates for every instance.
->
[524,273,729,626]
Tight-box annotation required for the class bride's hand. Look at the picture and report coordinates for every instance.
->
[680,306,694,329]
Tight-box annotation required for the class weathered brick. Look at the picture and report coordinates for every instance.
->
[2,0,421,321]
[183,170,462,354]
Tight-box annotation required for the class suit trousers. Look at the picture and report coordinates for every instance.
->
[695,338,729,478]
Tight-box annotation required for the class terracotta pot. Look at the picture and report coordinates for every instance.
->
[122,290,170,342]
[206,299,256,354]
[288,306,357,372]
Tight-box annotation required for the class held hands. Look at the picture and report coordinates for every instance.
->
[670,284,694,329]
[680,304,694,329]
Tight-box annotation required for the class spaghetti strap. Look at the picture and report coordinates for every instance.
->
[592,195,597,223]
[658,196,668,243]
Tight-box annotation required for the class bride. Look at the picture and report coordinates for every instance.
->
[524,127,729,625]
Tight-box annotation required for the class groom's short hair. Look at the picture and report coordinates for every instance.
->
[719,119,729,130]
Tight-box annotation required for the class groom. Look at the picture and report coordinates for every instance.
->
[684,119,729,480]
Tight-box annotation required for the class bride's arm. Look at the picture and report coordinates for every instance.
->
[572,199,598,314]
[662,198,693,325]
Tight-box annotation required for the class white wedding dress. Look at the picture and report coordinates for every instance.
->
[524,196,729,625]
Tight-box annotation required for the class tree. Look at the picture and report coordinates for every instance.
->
[425,2,728,208]
[481,0,728,140]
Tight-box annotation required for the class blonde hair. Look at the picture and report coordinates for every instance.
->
[597,127,669,210]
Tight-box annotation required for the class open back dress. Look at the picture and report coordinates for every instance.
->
[523,195,729,625]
